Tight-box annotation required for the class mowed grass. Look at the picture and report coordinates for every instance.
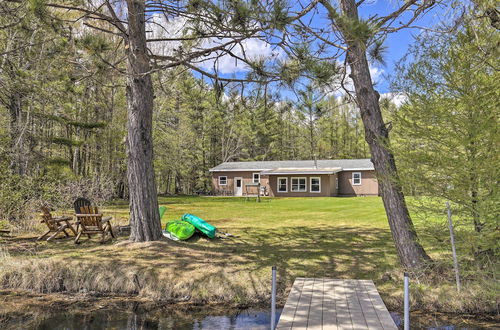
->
[3,196,494,313]
[1,197,399,304]
[108,196,398,279]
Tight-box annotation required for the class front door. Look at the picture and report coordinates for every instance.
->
[234,177,243,196]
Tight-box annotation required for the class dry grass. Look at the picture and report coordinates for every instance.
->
[0,196,498,315]
[0,239,273,305]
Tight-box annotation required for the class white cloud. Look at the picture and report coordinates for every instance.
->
[146,15,186,57]
[145,14,280,75]
[380,92,408,107]
[370,66,383,82]
[329,64,385,97]
[196,37,280,74]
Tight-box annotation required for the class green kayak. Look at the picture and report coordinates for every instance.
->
[182,213,216,239]
[165,220,195,240]
[159,206,167,219]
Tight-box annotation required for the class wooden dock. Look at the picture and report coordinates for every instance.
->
[276,278,397,330]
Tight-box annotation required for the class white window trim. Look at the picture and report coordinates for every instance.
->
[352,172,362,186]
[218,176,227,186]
[252,172,261,184]
[310,177,321,193]
[277,177,288,193]
[291,177,307,192]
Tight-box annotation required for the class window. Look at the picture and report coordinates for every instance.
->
[336,177,339,190]
[291,177,307,192]
[277,177,288,192]
[352,172,361,185]
[310,177,321,193]
[253,173,260,184]
[218,176,227,186]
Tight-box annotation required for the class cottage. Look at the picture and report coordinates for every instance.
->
[209,159,379,197]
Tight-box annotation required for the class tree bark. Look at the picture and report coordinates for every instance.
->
[125,0,162,241]
[8,90,25,175]
[339,0,431,268]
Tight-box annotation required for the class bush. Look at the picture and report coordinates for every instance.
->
[0,161,117,232]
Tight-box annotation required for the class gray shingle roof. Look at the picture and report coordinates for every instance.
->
[209,159,374,172]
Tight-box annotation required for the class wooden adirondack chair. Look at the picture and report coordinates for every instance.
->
[38,207,77,241]
[73,198,91,232]
[73,197,91,214]
[74,205,115,244]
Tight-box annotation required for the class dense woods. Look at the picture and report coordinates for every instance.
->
[0,2,368,221]
[0,0,497,269]
[391,2,500,256]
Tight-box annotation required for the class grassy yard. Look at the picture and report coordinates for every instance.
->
[0,197,497,314]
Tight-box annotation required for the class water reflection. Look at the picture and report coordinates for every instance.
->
[5,307,495,329]
[34,308,282,330]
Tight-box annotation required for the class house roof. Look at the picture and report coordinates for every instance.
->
[209,159,374,172]
[260,168,342,175]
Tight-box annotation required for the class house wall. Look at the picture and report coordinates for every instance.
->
[211,170,379,196]
[211,171,270,195]
[337,170,379,196]
[330,173,339,197]
[268,174,337,197]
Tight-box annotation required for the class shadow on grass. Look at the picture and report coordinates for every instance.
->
[15,225,397,282]
[1,218,398,308]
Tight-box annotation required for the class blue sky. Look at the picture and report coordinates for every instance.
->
[186,0,450,97]
[358,0,447,93]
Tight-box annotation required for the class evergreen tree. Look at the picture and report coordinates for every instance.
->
[391,4,499,252]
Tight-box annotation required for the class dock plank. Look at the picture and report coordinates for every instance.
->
[355,280,383,329]
[291,278,315,329]
[345,279,368,329]
[307,278,324,330]
[361,281,398,330]
[276,278,397,330]
[322,279,338,330]
[276,278,305,330]
[334,279,353,330]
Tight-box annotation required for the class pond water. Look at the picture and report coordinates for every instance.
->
[3,307,497,329]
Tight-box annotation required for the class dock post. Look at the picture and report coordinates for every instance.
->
[404,272,410,330]
[271,266,277,330]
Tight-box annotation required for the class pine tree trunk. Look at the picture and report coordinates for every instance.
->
[125,0,162,242]
[339,0,431,268]
[8,91,25,175]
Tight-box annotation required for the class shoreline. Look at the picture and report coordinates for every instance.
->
[1,289,499,320]
[2,290,499,330]
[1,197,498,326]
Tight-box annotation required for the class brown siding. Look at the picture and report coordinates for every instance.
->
[331,173,339,196]
[211,170,378,197]
[338,170,378,196]
[211,171,270,196]
[268,174,336,197]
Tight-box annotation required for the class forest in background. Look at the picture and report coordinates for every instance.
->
[0,1,498,261]
[0,5,370,221]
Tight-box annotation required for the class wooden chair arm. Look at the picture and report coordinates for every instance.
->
[75,213,103,217]
[53,216,73,222]
[100,217,112,225]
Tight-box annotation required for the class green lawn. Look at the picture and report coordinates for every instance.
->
[153,196,397,279]
[2,196,495,313]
